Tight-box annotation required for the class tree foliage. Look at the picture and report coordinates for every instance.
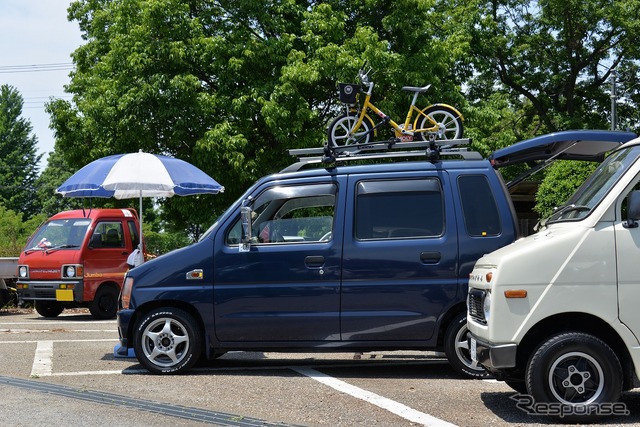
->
[47,0,470,233]
[460,0,640,213]
[39,0,640,233]
[465,0,640,136]
[0,206,46,256]
[0,85,43,218]
[534,161,600,218]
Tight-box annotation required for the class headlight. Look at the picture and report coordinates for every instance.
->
[483,291,492,323]
[61,264,83,279]
[18,265,28,279]
[65,266,75,277]
[121,276,134,309]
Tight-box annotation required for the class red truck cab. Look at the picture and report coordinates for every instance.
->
[16,208,141,319]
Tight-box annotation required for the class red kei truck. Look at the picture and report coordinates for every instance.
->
[16,208,142,319]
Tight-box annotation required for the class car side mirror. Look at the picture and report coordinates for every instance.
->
[240,206,252,252]
[89,233,102,248]
[624,191,640,228]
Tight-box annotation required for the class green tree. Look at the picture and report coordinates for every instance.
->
[459,0,640,215]
[34,150,77,217]
[0,85,43,218]
[46,0,470,236]
[534,160,600,219]
[0,205,46,256]
[465,0,640,135]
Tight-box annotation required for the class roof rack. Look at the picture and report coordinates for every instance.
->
[282,138,481,173]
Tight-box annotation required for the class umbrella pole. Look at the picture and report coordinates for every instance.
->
[139,190,144,263]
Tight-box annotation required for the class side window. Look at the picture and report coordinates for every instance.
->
[355,179,443,240]
[91,221,124,248]
[458,175,501,237]
[225,183,336,245]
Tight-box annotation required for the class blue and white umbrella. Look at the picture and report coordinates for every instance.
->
[56,150,224,261]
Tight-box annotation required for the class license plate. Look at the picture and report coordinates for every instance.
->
[56,289,74,301]
[470,337,477,362]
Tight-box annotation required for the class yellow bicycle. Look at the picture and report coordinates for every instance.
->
[327,63,464,147]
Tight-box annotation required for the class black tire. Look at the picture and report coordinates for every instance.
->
[444,312,490,378]
[526,332,623,423]
[327,113,374,147]
[418,105,463,141]
[34,301,64,318]
[133,308,202,374]
[0,289,10,307]
[89,285,119,319]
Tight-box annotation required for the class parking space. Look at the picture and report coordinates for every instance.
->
[2,309,640,426]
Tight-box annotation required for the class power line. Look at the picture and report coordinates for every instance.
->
[0,63,74,74]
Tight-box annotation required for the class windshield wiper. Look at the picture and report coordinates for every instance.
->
[45,244,79,254]
[534,204,592,231]
[548,204,591,223]
[24,246,45,254]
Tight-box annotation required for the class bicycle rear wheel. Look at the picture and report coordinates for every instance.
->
[327,113,374,147]
[418,105,463,141]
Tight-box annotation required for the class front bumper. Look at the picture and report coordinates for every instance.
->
[16,280,83,302]
[470,334,517,369]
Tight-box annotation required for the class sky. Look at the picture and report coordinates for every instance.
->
[0,0,83,170]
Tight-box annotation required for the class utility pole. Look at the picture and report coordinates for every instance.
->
[611,69,617,131]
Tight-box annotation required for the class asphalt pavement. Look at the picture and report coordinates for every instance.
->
[1,309,639,426]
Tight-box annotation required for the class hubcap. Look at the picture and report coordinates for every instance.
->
[548,351,604,404]
[141,317,190,368]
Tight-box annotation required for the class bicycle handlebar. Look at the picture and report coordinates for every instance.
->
[358,61,372,86]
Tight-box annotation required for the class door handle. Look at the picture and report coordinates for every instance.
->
[420,251,441,264]
[305,255,325,268]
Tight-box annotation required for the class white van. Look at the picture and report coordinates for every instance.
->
[467,134,640,423]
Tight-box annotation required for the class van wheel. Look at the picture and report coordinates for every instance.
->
[133,308,202,374]
[526,332,622,422]
[444,312,490,378]
[89,286,119,319]
[35,301,64,318]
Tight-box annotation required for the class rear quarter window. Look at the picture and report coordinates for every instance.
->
[458,175,501,236]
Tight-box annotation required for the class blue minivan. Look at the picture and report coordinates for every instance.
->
[116,131,635,375]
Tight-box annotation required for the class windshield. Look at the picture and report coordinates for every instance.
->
[25,218,92,252]
[546,146,640,224]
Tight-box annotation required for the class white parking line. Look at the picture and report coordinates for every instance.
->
[1,329,115,333]
[0,339,118,344]
[21,338,459,426]
[0,321,116,325]
[293,367,458,427]
[30,340,53,377]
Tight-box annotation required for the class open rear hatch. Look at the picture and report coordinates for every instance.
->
[489,130,637,188]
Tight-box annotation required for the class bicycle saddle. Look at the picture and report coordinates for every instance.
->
[401,84,431,93]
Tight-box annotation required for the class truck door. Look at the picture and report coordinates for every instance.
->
[616,184,640,337]
[213,180,344,342]
[341,172,459,341]
[83,220,130,297]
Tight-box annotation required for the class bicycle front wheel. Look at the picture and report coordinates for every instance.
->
[327,113,374,147]
[418,105,463,141]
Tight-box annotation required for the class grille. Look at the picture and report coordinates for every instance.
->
[468,289,487,324]
[34,289,56,299]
